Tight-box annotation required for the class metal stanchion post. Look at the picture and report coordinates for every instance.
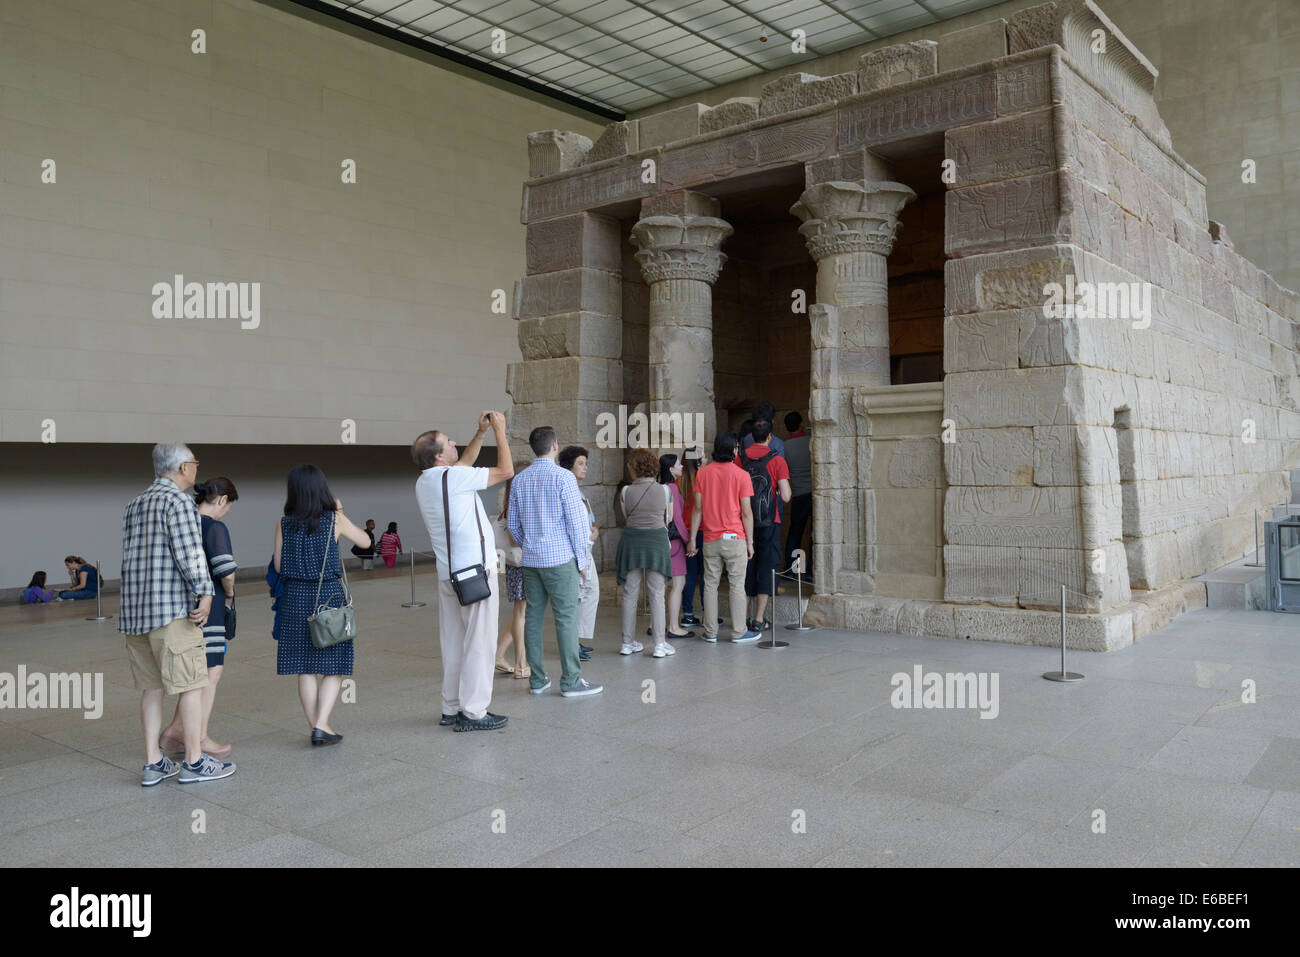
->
[85,560,111,621]
[785,560,815,632]
[401,549,426,608]
[757,568,789,649]
[1042,583,1083,682]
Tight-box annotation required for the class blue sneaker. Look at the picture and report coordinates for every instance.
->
[731,629,762,644]
[141,755,179,787]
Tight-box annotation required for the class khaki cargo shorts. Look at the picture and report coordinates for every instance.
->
[125,616,209,695]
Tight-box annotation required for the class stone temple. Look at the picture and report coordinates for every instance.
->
[506,0,1300,652]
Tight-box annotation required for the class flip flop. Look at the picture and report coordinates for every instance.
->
[494,660,514,675]
[513,666,531,679]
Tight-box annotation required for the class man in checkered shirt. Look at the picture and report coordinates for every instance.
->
[508,426,603,699]
[120,443,235,786]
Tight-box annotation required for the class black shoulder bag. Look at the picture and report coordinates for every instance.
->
[444,470,491,605]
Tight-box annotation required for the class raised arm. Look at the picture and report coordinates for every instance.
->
[459,412,490,467]
[485,412,514,487]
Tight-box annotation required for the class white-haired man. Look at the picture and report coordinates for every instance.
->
[120,443,235,785]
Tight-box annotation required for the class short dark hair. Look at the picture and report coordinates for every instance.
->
[411,430,443,470]
[529,426,557,457]
[753,401,775,423]
[785,411,802,432]
[194,476,239,504]
[713,431,738,463]
[558,445,589,471]
[751,420,772,443]
[284,464,337,534]
[739,419,754,442]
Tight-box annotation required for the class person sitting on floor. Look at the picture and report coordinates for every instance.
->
[23,571,56,604]
[52,556,98,601]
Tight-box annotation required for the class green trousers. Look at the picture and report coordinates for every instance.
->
[523,561,582,692]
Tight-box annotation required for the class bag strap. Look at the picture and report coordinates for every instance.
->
[313,513,333,610]
[443,469,487,570]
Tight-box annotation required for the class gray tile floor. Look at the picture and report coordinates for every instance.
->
[2,572,1298,867]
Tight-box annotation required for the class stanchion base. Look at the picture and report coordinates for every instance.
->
[85,616,112,622]
[757,639,789,649]
[401,601,427,609]
[1042,671,1084,682]
[784,623,816,632]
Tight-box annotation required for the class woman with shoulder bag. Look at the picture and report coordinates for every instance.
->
[272,465,373,746]
[659,454,696,642]
[615,448,675,659]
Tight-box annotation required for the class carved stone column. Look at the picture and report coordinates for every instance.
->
[791,179,914,595]
[630,197,732,451]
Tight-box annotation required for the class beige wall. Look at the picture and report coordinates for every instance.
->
[636,0,1300,296]
[0,0,606,445]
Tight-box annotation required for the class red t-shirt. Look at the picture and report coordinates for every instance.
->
[694,461,754,543]
[743,444,790,525]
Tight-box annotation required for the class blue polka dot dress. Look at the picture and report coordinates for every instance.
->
[275,514,353,676]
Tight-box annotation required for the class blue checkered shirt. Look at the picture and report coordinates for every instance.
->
[118,477,214,635]
[507,458,591,572]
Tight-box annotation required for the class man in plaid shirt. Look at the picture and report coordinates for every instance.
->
[508,426,603,698]
[120,443,235,786]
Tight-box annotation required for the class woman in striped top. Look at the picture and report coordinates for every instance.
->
[160,477,240,761]
[379,522,402,569]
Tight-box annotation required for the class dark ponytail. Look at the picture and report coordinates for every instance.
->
[194,476,239,504]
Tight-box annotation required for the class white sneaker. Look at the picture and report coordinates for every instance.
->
[620,640,644,655]
[652,642,675,658]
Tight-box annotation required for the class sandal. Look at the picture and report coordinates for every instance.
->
[513,666,531,679]
[158,729,185,753]
[495,659,514,675]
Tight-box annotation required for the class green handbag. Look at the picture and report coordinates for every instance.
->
[307,513,357,649]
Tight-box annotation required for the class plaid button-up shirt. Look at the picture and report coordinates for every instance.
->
[507,457,591,572]
[118,477,214,636]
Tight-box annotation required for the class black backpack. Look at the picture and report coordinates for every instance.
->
[741,449,779,528]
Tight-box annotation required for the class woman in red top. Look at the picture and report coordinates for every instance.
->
[379,522,402,569]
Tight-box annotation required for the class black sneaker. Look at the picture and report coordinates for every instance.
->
[680,614,700,626]
[579,647,592,661]
[439,712,462,727]
[455,712,508,732]
[580,644,593,654]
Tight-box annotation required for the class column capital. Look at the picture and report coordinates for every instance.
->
[790,180,916,260]
[630,214,733,284]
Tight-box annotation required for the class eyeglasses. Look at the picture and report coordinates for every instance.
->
[184,460,199,469]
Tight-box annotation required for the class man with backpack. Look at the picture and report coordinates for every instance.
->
[741,418,791,633]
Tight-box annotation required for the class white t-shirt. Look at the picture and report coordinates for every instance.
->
[415,465,495,583]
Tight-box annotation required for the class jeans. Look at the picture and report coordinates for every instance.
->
[523,561,583,692]
[681,530,704,614]
[58,587,98,600]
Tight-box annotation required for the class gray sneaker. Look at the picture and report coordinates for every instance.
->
[178,754,236,783]
[529,677,552,695]
[141,755,180,787]
[561,678,604,698]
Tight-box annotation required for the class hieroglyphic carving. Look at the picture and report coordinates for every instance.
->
[995,57,1053,116]
[523,158,656,222]
[945,171,1064,255]
[856,41,938,93]
[946,109,1057,185]
[839,72,996,150]
[660,113,836,190]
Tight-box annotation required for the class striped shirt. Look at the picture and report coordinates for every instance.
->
[118,477,213,636]
[507,457,591,572]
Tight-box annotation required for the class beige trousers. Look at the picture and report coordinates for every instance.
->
[702,537,749,639]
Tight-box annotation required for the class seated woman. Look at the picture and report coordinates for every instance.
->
[23,571,56,604]
[52,556,98,601]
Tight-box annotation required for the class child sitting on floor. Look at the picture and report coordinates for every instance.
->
[22,571,56,604]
